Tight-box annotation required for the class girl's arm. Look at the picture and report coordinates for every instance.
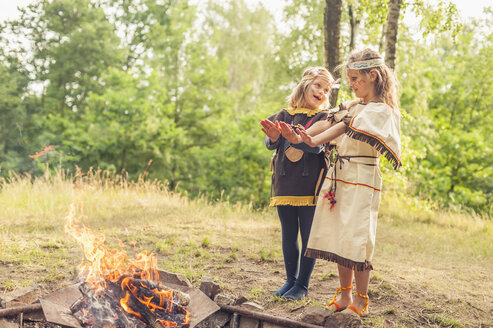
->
[298,121,346,147]
[303,100,358,137]
[291,141,324,154]
[304,120,333,136]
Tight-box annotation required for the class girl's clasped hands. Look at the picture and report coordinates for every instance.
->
[276,121,317,148]
[260,119,317,147]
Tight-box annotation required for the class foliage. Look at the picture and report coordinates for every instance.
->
[5,0,123,113]
[395,11,493,216]
[202,0,276,114]
[0,56,31,172]
[0,0,490,216]
[399,22,493,215]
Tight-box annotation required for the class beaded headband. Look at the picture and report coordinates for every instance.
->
[346,58,384,70]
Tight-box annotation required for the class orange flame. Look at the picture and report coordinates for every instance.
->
[64,203,190,326]
[160,320,179,327]
[120,292,144,321]
[63,203,157,292]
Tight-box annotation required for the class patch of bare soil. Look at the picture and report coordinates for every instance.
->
[1,253,492,328]
[210,254,493,327]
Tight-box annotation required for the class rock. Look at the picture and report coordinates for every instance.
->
[233,295,249,305]
[194,321,209,328]
[209,310,231,328]
[157,269,192,287]
[200,276,222,300]
[195,310,231,328]
[1,284,45,307]
[214,293,235,306]
[301,306,331,326]
[240,301,264,312]
[229,313,240,328]
[324,312,362,327]
[238,316,259,328]
[0,319,18,328]
[262,323,285,328]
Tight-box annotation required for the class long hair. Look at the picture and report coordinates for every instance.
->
[287,66,334,110]
[344,48,400,111]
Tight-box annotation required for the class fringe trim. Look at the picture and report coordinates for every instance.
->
[286,108,326,117]
[270,196,318,207]
[305,248,373,271]
[345,126,401,170]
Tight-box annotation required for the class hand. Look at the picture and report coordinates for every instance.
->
[298,128,316,147]
[343,99,361,110]
[260,119,281,142]
[279,121,302,144]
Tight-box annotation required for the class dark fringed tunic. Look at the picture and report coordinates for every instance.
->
[266,108,329,207]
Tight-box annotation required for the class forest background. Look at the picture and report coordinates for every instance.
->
[0,0,492,217]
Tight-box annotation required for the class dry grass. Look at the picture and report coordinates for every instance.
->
[0,170,492,327]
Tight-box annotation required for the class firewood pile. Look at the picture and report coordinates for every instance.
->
[71,278,190,328]
[0,273,349,328]
[0,271,217,328]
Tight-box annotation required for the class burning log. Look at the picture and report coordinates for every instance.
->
[64,204,191,328]
[71,281,147,328]
[131,279,190,306]
[70,277,190,328]
[119,288,165,328]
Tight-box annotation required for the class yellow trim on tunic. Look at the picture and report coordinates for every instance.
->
[286,108,326,117]
[270,196,318,207]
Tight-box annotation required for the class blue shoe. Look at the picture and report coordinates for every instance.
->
[282,284,308,300]
[273,281,295,297]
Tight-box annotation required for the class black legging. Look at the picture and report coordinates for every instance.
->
[277,205,316,290]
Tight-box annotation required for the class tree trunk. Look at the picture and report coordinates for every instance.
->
[348,4,360,51]
[324,0,342,107]
[378,23,386,53]
[384,0,402,70]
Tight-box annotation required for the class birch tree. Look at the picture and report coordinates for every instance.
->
[385,0,402,69]
[324,0,343,107]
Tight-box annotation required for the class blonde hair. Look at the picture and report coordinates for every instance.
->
[344,48,400,111]
[287,66,334,110]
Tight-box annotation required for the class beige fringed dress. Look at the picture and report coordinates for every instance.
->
[305,102,401,271]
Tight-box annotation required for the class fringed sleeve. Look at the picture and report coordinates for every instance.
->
[326,104,347,124]
[345,103,402,170]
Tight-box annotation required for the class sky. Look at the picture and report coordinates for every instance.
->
[0,0,490,24]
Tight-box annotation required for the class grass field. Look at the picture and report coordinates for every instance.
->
[1,171,492,327]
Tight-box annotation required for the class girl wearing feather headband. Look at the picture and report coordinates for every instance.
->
[279,48,401,316]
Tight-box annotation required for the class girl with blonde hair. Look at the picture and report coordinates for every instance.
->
[279,48,401,315]
[260,66,337,300]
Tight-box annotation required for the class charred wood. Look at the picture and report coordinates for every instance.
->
[71,278,189,328]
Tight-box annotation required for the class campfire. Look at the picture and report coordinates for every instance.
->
[64,204,191,328]
[0,203,322,328]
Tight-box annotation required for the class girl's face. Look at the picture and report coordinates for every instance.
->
[305,77,331,109]
[347,69,376,103]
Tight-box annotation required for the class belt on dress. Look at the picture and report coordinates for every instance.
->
[324,151,378,210]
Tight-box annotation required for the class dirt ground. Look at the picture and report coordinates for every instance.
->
[2,251,491,328]
[211,255,493,327]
